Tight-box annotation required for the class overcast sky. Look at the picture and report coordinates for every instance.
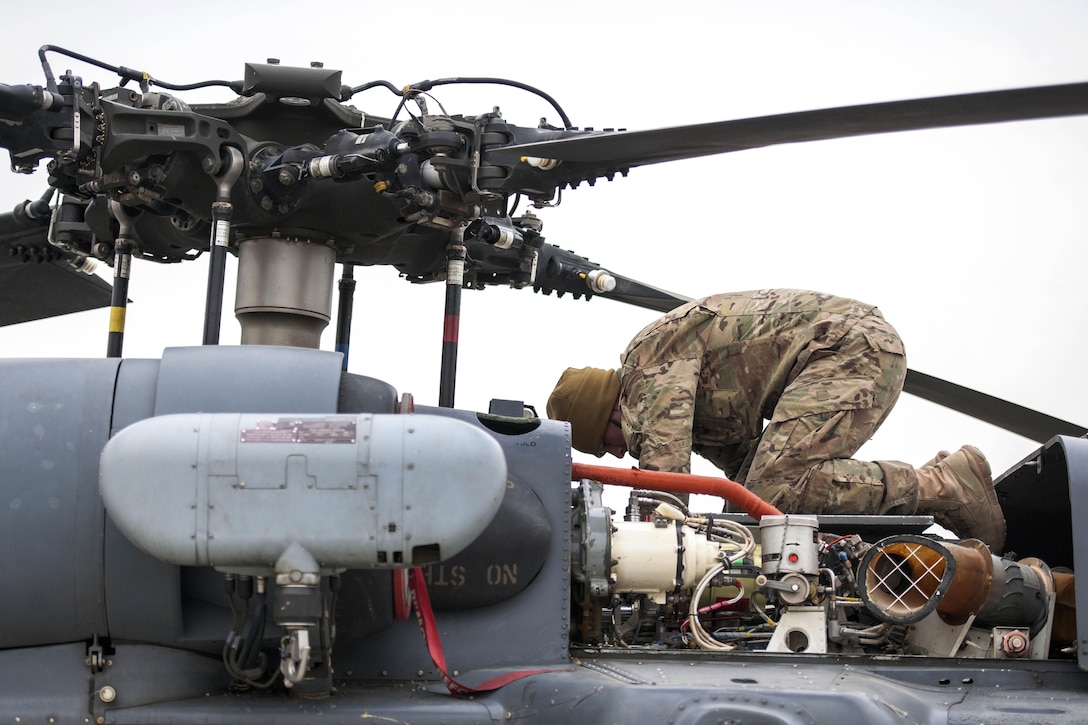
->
[1,0,1086,501]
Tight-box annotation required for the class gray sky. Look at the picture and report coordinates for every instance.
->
[1,0,1086,496]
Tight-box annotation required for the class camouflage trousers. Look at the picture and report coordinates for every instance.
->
[740,314,918,515]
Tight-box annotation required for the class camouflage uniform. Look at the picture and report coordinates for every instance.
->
[618,289,918,515]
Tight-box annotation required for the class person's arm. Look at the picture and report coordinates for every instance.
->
[622,356,702,474]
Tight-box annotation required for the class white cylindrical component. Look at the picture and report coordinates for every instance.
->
[586,269,616,293]
[759,515,819,576]
[69,256,97,274]
[421,159,443,189]
[100,413,507,574]
[610,521,722,603]
[774,571,814,606]
[308,155,341,179]
[488,225,516,249]
[522,156,559,170]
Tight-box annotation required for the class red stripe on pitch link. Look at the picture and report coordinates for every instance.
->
[443,315,459,343]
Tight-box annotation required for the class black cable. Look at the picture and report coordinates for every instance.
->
[247,593,269,670]
[406,77,572,129]
[359,76,573,129]
[38,45,236,94]
[35,48,574,133]
[236,592,264,671]
[348,80,403,96]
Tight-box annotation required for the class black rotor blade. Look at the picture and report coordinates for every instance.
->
[533,244,690,313]
[501,82,1088,168]
[0,260,114,326]
[0,210,113,326]
[599,275,690,313]
[904,368,1087,443]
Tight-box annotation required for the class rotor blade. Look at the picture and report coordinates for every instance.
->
[499,82,1088,168]
[532,244,689,313]
[0,201,50,245]
[904,368,1087,443]
[0,261,113,326]
[0,210,113,326]
[599,275,691,313]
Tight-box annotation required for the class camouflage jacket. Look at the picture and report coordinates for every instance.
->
[618,289,892,475]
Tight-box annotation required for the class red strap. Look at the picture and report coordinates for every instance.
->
[392,569,411,621]
[407,568,559,694]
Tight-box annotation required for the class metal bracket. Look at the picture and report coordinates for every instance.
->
[86,634,106,672]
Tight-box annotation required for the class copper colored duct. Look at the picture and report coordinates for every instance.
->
[570,462,783,521]
[859,535,1052,630]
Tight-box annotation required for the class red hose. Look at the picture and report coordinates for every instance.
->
[570,462,784,521]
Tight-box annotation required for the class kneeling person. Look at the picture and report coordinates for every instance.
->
[547,289,1005,550]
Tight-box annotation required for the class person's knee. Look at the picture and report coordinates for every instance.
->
[752,460,886,514]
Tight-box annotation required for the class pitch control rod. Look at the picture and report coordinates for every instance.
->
[105,200,135,358]
[438,227,467,408]
[335,264,356,370]
[202,147,244,345]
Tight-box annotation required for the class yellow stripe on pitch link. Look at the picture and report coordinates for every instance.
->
[109,307,127,333]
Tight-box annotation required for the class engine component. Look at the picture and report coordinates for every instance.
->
[569,487,1060,659]
[857,535,1053,631]
[759,515,819,576]
[857,534,957,625]
[766,607,828,653]
[100,412,507,573]
[572,480,754,606]
[611,520,724,602]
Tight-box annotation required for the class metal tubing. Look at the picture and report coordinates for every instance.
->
[105,199,134,358]
[202,214,229,345]
[335,264,356,370]
[202,147,244,345]
[438,237,466,408]
[105,239,131,358]
[570,462,783,520]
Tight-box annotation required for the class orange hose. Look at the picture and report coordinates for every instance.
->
[570,462,784,521]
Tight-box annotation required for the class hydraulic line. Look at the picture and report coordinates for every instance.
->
[570,462,783,520]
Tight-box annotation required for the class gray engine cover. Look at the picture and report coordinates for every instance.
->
[100,412,506,571]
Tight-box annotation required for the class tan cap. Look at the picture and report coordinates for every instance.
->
[546,367,621,454]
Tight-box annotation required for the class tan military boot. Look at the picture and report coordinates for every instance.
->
[920,450,950,469]
[915,445,1006,551]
